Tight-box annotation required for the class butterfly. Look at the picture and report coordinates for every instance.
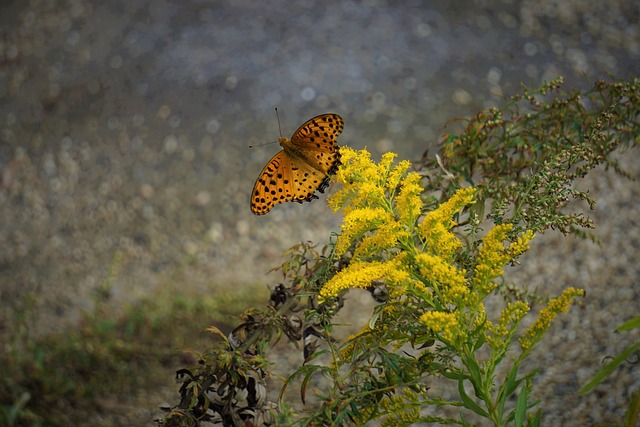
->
[251,113,344,215]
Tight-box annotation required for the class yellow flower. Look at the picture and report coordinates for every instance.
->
[329,148,387,213]
[420,311,465,343]
[519,287,585,352]
[473,302,487,330]
[386,252,431,298]
[421,221,463,260]
[351,181,387,210]
[395,172,424,226]
[510,230,535,257]
[419,187,475,259]
[327,186,352,212]
[420,187,476,236]
[472,224,512,291]
[333,147,378,185]
[442,283,471,306]
[329,181,386,213]
[319,258,411,301]
[472,225,536,295]
[329,148,425,225]
[335,207,393,256]
[485,301,530,350]
[352,222,409,261]
[378,152,398,179]
[415,253,466,289]
[386,159,412,191]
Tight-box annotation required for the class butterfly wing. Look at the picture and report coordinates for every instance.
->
[251,149,330,215]
[286,113,343,175]
[251,113,344,215]
[251,151,294,215]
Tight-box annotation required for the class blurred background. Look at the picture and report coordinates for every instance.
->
[1,0,639,425]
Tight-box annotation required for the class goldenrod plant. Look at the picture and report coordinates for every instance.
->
[159,78,639,426]
[421,77,639,239]
[281,149,581,427]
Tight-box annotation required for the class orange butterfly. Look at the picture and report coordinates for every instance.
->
[250,113,344,215]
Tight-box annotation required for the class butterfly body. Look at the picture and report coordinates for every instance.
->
[251,113,343,215]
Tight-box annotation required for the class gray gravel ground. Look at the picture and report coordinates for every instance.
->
[1,0,639,425]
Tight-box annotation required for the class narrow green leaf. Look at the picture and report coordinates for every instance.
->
[530,408,542,427]
[278,364,325,405]
[303,349,328,364]
[497,365,521,421]
[579,342,640,395]
[369,306,383,329]
[299,368,321,405]
[464,356,485,400]
[624,390,640,427]
[458,379,489,418]
[615,316,640,332]
[504,365,520,396]
[515,383,529,427]
[442,369,465,380]
[473,333,486,352]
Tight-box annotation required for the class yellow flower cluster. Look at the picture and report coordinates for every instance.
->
[333,147,379,184]
[329,148,390,213]
[485,301,530,349]
[380,390,421,427]
[378,152,400,180]
[386,159,412,190]
[319,258,411,301]
[329,147,424,217]
[395,171,424,225]
[472,224,536,295]
[419,311,464,343]
[323,148,541,359]
[385,252,431,298]
[415,253,466,291]
[472,224,512,289]
[329,181,386,213]
[510,230,535,256]
[352,222,410,261]
[328,148,423,263]
[519,287,585,352]
[335,207,393,256]
[324,150,483,307]
[419,187,476,259]
[443,283,471,306]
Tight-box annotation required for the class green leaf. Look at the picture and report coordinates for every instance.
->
[299,368,319,405]
[369,305,384,329]
[514,383,529,427]
[530,408,542,427]
[579,342,640,395]
[464,356,485,400]
[497,365,521,420]
[442,369,466,380]
[615,316,640,332]
[472,332,486,352]
[624,390,640,427]
[457,379,489,418]
[279,364,325,405]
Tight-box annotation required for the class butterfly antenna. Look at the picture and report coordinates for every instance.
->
[275,107,283,138]
[249,140,279,148]
[249,109,284,148]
